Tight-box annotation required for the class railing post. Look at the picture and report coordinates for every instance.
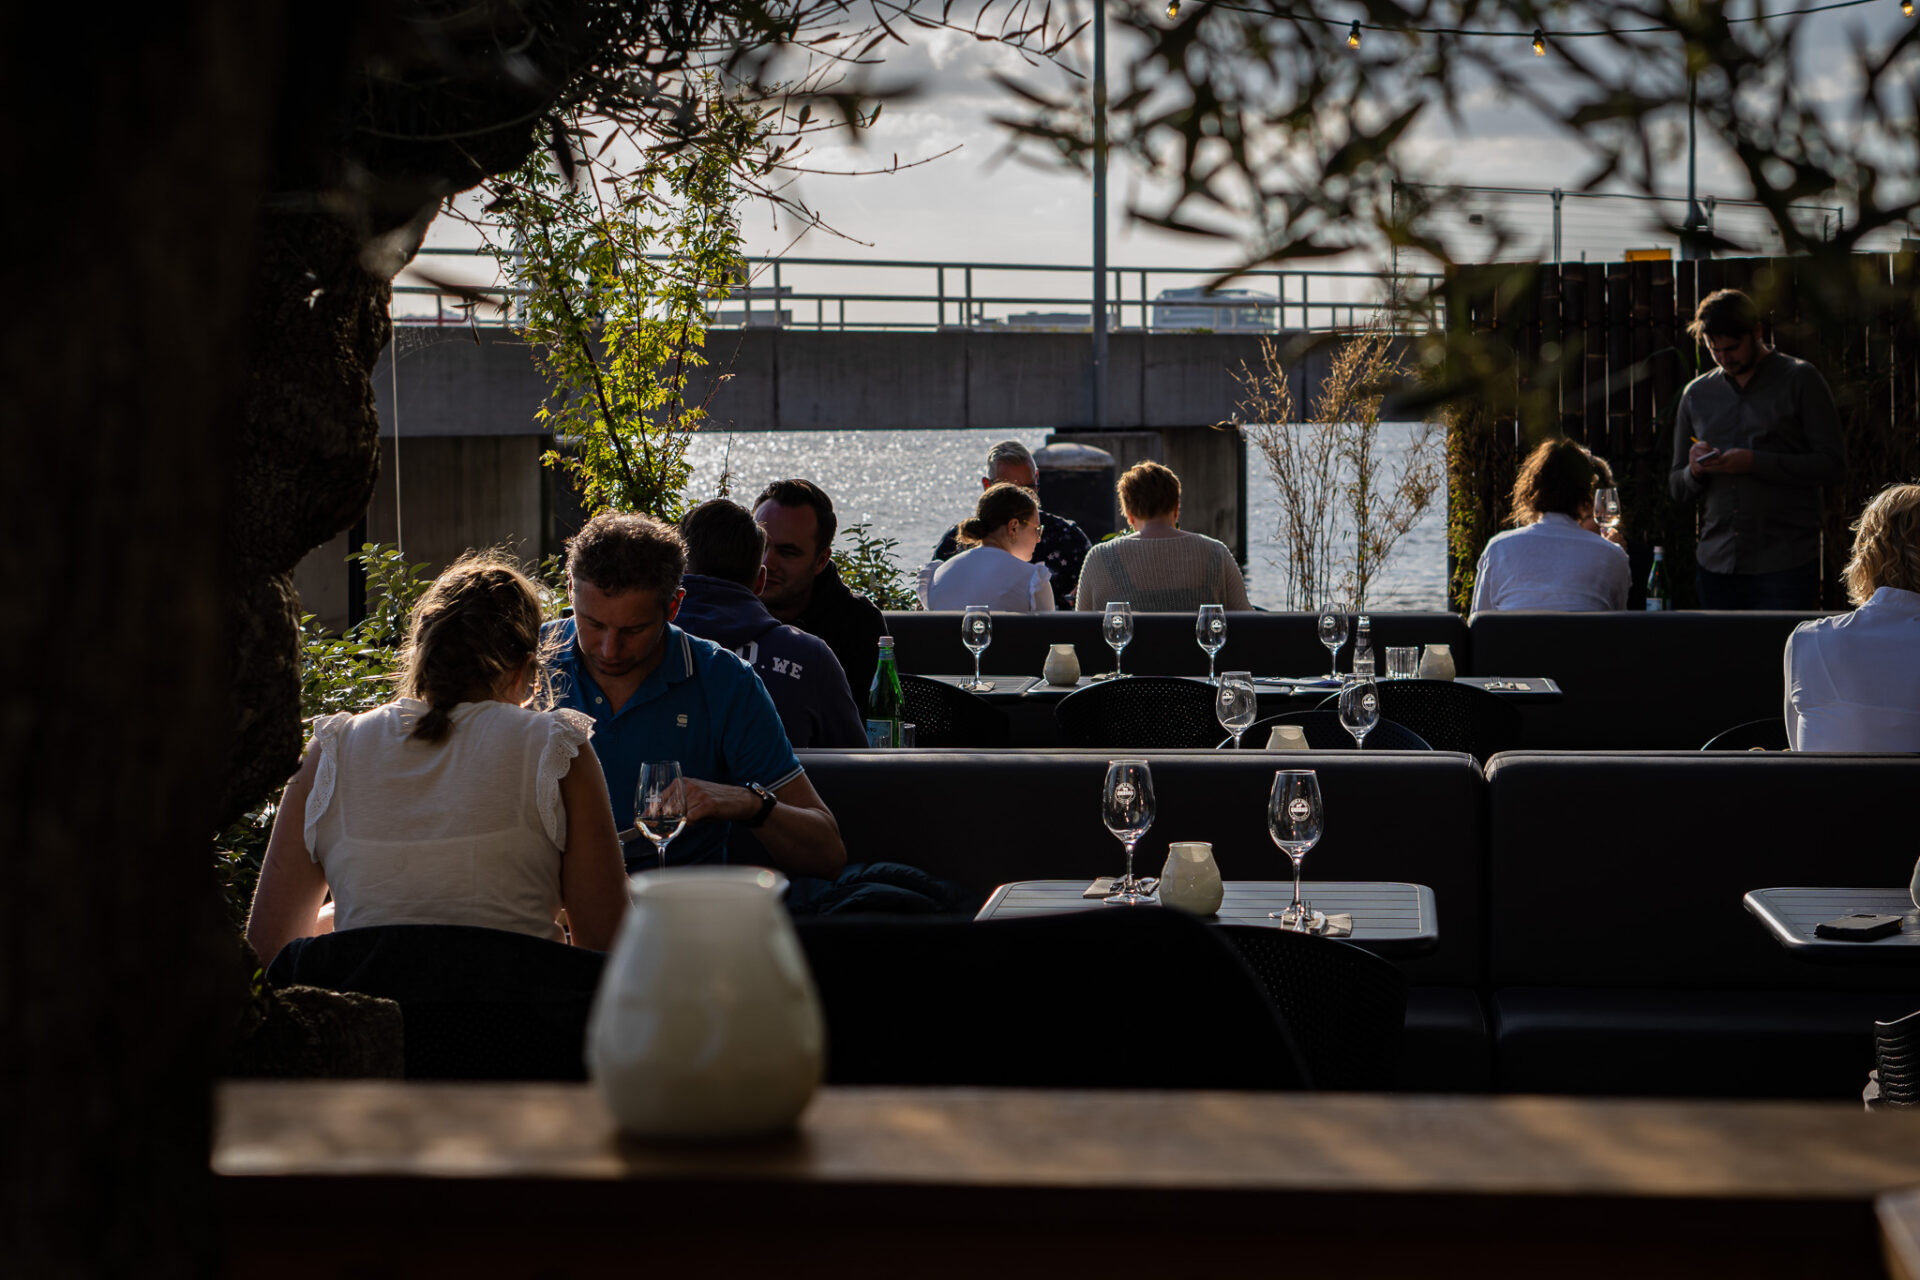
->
[773,261,782,330]
[965,266,973,329]
[937,265,945,328]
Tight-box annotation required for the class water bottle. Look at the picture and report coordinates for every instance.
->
[1646,547,1671,611]
[865,637,905,747]
[1352,614,1375,678]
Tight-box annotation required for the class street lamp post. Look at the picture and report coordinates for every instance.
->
[1092,0,1109,428]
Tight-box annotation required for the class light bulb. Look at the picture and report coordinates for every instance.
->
[1347,20,1362,47]
[1166,0,1180,16]
[1906,0,1915,18]
[1532,28,1546,54]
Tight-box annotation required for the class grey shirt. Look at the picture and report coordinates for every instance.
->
[1668,351,1845,575]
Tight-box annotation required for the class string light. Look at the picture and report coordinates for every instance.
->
[1532,27,1547,53]
[1905,0,1914,17]
[1166,0,1180,17]
[1348,19,1362,46]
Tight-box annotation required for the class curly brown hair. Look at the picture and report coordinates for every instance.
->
[1508,438,1600,525]
[399,553,553,744]
[1843,483,1920,606]
[1118,460,1181,521]
[958,482,1039,545]
[566,511,686,598]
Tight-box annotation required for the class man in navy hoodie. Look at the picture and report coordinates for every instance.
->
[676,499,869,749]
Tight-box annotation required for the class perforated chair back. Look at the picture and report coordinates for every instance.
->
[898,674,1010,747]
[1222,710,1432,751]
[1217,925,1408,1091]
[797,908,1310,1089]
[1877,1008,1920,1109]
[1701,717,1792,751]
[1317,679,1520,763]
[1055,676,1222,748]
[266,924,605,1081]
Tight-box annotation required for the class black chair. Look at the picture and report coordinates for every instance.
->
[1876,1009,1920,1109]
[1055,676,1222,748]
[1220,709,1433,751]
[266,924,606,1081]
[1317,678,1520,763]
[796,909,1310,1090]
[1701,717,1792,751]
[899,674,1010,747]
[1218,925,1408,1091]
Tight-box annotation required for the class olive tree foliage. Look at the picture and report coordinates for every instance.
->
[452,0,1082,522]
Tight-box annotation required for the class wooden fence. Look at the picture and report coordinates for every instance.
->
[1443,254,1920,610]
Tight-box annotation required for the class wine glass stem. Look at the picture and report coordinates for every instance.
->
[1290,853,1304,917]
[1123,838,1137,891]
[1328,648,1337,679]
[1116,647,1124,677]
[1208,653,1217,682]
[1232,729,1244,749]
[973,651,982,686]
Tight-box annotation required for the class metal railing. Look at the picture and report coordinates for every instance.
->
[392,247,1445,333]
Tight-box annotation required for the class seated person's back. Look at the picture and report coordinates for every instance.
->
[245,555,628,966]
[1073,460,1251,612]
[1471,438,1629,612]
[1786,482,1920,750]
[921,482,1056,612]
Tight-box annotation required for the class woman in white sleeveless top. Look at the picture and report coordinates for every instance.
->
[246,556,627,966]
[919,482,1055,611]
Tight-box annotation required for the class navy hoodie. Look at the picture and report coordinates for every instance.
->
[676,574,869,748]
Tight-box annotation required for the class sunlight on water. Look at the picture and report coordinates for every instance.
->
[683,427,1449,611]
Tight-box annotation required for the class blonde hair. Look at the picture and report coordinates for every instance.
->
[958,483,1039,546]
[400,553,554,743]
[1118,460,1181,521]
[1843,483,1920,606]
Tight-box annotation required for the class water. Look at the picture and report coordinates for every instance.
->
[682,426,1449,611]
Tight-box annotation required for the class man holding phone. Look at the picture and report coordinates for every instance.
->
[1669,288,1846,610]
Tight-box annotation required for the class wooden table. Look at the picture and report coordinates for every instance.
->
[1744,887,1920,964]
[976,879,1438,957]
[215,1080,1920,1279]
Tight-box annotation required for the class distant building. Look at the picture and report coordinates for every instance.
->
[1151,287,1276,333]
[1000,311,1094,333]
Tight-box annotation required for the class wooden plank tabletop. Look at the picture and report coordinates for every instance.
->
[1745,887,1920,964]
[976,879,1438,957]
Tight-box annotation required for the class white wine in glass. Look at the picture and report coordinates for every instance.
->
[1268,769,1326,932]
[1317,604,1348,679]
[961,605,995,692]
[636,760,688,871]
[1196,604,1227,682]
[1103,602,1134,679]
[1101,758,1156,905]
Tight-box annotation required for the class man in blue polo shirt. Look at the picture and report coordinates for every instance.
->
[547,512,846,877]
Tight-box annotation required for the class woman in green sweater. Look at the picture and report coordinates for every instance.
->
[1075,461,1253,612]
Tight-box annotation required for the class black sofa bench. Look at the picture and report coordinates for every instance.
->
[1486,751,1920,1099]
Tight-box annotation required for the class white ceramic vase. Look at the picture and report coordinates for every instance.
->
[587,867,824,1140]
[1418,643,1457,681]
[1267,725,1310,750]
[1043,643,1081,686]
[1158,842,1224,916]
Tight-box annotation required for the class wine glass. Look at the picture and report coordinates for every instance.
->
[1103,601,1134,679]
[1317,603,1348,679]
[1338,677,1380,749]
[1215,670,1257,749]
[1196,604,1227,682]
[1268,769,1327,932]
[635,761,688,871]
[1101,759,1156,905]
[961,605,994,692]
[1594,487,1622,532]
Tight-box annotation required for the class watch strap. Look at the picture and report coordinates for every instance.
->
[746,782,778,829]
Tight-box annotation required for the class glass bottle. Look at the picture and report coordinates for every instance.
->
[866,636,905,747]
[1646,546,1671,611]
[1351,614,1374,678]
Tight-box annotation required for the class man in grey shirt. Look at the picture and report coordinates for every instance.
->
[1669,288,1845,610]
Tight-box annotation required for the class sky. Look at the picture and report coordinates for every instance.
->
[406,0,1919,326]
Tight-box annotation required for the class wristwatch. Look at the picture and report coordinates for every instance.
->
[745,782,778,829]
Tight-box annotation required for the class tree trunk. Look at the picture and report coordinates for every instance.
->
[0,7,289,1272]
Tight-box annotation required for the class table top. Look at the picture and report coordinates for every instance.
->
[976,879,1438,957]
[1743,887,1920,963]
[919,673,1562,704]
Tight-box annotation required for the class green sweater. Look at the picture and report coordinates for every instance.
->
[1074,532,1252,612]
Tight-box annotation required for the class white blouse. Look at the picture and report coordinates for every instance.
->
[919,545,1056,612]
[1470,514,1631,613]
[1785,587,1920,751]
[303,699,594,941]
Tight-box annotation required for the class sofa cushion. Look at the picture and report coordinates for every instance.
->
[1404,986,1492,1092]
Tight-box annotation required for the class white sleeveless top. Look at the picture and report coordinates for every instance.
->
[303,699,595,942]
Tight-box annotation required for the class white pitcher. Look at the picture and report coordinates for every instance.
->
[1418,643,1457,681]
[1043,643,1081,686]
[587,867,824,1139]
[1158,842,1224,916]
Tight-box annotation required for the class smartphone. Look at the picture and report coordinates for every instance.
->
[1696,445,1722,461]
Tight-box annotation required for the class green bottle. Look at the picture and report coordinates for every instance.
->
[1646,546,1670,611]
[866,636,905,747]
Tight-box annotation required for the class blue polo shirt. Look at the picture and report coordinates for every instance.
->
[545,619,804,870]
